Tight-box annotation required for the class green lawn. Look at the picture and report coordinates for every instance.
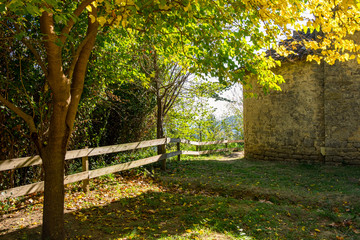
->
[159,154,360,239]
[0,153,359,239]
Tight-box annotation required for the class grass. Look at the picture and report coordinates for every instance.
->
[0,152,359,240]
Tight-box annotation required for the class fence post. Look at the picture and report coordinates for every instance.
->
[160,138,167,171]
[82,147,89,193]
[177,142,181,161]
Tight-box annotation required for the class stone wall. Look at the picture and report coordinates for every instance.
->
[244,59,360,164]
[323,60,360,164]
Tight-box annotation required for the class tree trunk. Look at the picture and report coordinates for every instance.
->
[42,147,65,239]
[37,8,98,239]
[156,95,166,170]
[41,86,70,239]
[156,96,164,142]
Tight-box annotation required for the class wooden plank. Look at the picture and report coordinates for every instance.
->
[65,138,168,159]
[197,140,228,146]
[198,148,238,155]
[175,139,244,146]
[182,148,239,156]
[227,140,244,143]
[1,170,91,200]
[68,151,181,182]
[169,138,199,145]
[182,151,201,155]
[196,140,244,146]
[65,148,93,160]
[0,156,42,171]
[86,138,168,157]
[89,151,181,179]
[0,181,44,200]
[169,138,189,144]
[64,171,89,185]
[189,140,200,145]
[89,154,165,179]
[166,151,182,158]
[168,138,181,143]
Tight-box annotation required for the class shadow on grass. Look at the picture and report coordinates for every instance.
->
[1,156,360,240]
[0,190,252,240]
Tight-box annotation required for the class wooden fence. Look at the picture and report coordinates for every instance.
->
[0,138,243,200]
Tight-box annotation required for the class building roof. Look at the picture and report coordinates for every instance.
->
[266,31,320,62]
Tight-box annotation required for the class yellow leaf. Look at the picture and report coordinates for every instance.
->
[184,3,190,11]
[98,16,107,26]
[89,15,96,23]
[186,229,192,233]
[86,5,92,12]
[315,229,321,232]
[121,19,127,27]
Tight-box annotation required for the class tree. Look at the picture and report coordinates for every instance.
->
[136,49,191,159]
[1,0,360,239]
[165,78,222,142]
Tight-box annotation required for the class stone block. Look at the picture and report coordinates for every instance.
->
[326,156,343,163]
[303,138,314,147]
[326,140,341,148]
[292,154,304,160]
[324,147,337,156]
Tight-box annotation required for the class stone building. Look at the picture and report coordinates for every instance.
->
[244,32,360,164]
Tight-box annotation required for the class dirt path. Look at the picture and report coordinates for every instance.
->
[211,151,244,161]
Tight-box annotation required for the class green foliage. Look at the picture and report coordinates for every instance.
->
[165,78,243,146]
[68,28,158,151]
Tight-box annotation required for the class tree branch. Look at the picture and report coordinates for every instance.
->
[0,94,43,153]
[66,27,98,79]
[65,6,99,137]
[40,11,64,81]
[164,75,187,116]
[60,0,95,45]
[0,95,36,133]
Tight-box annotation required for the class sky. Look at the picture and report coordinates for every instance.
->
[208,83,243,120]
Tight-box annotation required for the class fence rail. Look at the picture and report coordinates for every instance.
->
[0,138,244,200]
